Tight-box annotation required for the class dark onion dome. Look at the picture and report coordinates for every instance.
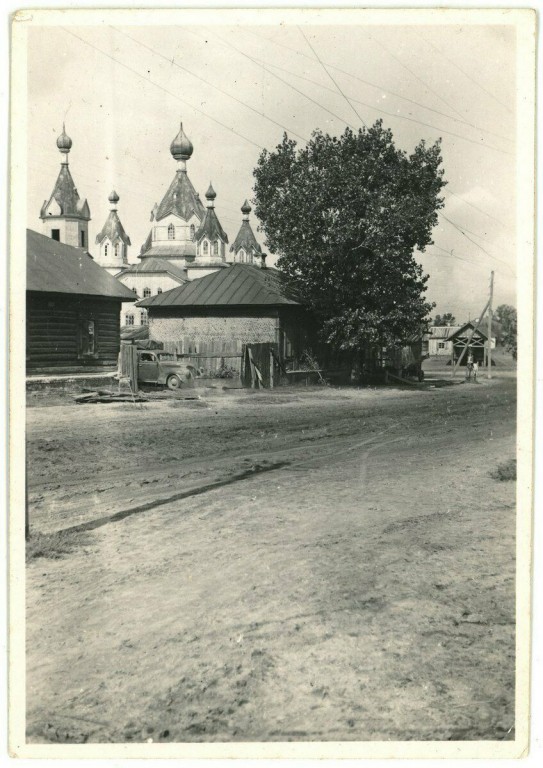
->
[205,183,217,201]
[108,190,120,205]
[241,199,251,215]
[56,124,72,154]
[170,122,193,162]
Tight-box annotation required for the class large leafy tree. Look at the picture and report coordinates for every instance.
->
[253,121,446,351]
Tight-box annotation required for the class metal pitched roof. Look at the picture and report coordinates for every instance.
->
[119,257,188,282]
[40,164,90,221]
[154,170,206,222]
[27,229,136,300]
[138,264,299,309]
[230,220,262,255]
[95,210,131,246]
[194,207,228,244]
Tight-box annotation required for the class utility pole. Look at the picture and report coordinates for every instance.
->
[487,271,494,379]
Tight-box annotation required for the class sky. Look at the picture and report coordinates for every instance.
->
[25,14,519,323]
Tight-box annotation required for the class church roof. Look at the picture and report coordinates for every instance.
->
[194,207,228,244]
[119,257,188,282]
[230,220,262,255]
[154,170,206,222]
[40,164,90,220]
[27,229,135,300]
[139,264,299,309]
[95,210,131,246]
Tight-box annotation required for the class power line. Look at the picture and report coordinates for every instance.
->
[443,188,514,231]
[297,26,367,128]
[111,26,309,143]
[368,33,466,124]
[197,29,358,133]
[243,27,512,143]
[414,30,513,115]
[241,50,513,156]
[440,213,516,273]
[61,28,265,153]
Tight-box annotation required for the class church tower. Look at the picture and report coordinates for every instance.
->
[40,126,91,250]
[193,183,229,269]
[139,122,206,269]
[229,200,263,265]
[95,190,131,275]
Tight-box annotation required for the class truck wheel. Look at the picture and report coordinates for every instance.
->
[167,374,182,390]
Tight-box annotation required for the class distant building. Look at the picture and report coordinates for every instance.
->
[116,258,189,328]
[428,325,461,356]
[26,229,135,373]
[448,322,489,365]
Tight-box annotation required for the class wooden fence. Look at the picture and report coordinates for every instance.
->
[161,337,243,376]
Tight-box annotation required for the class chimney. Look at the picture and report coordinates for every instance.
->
[260,253,267,269]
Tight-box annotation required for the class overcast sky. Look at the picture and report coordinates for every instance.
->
[26,14,519,322]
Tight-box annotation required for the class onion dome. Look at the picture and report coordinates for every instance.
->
[205,183,217,202]
[56,124,72,154]
[241,199,251,215]
[108,190,120,205]
[170,122,193,162]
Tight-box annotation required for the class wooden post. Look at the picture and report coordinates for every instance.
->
[269,348,274,389]
[487,271,494,379]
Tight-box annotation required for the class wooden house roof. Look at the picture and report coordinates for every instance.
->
[447,322,488,342]
[138,264,299,309]
[27,229,136,300]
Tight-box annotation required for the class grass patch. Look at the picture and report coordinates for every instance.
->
[491,459,517,482]
[26,529,92,562]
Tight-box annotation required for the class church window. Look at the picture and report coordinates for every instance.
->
[203,240,209,255]
[190,224,195,240]
[213,241,219,256]
[140,311,148,325]
[80,230,86,248]
[168,223,175,240]
[125,314,134,326]
[104,244,108,257]
[157,288,162,294]
[143,287,151,298]
[51,229,60,242]
[239,249,245,263]
[114,243,119,258]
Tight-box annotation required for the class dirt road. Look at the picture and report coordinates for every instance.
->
[25,378,516,743]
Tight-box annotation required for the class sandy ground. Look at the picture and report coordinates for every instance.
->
[25,375,516,743]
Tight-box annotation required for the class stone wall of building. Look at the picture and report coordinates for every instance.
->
[149,314,278,346]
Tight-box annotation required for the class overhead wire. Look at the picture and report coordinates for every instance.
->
[414,30,513,115]
[242,26,513,142]
[61,28,265,152]
[110,26,309,143]
[297,26,367,128]
[440,213,516,273]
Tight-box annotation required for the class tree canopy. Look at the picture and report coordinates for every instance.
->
[494,304,517,358]
[253,121,446,351]
[433,313,456,326]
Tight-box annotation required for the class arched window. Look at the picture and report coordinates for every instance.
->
[143,287,151,298]
[157,287,162,294]
[114,243,119,258]
[190,224,195,240]
[168,223,175,240]
[104,244,108,257]
[213,241,219,256]
[203,240,209,255]
[239,249,245,263]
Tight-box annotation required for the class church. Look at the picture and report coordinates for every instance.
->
[38,122,265,329]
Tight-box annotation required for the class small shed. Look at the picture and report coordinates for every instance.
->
[27,229,136,373]
[447,322,488,366]
[138,263,316,370]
